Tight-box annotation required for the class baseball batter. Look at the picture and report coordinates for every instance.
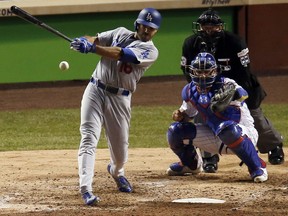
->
[70,8,162,205]
[166,52,268,183]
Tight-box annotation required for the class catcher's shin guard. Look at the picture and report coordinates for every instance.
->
[176,143,199,170]
[167,122,198,169]
[218,123,264,178]
[228,136,262,171]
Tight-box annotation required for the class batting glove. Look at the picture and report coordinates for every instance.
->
[70,38,81,51]
[70,37,96,54]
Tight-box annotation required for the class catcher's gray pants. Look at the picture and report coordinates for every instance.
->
[193,114,212,159]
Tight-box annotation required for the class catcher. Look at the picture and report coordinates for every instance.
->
[166,52,268,183]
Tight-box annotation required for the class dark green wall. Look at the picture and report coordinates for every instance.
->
[0,8,234,84]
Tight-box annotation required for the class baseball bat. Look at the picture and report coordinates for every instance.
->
[10,5,73,42]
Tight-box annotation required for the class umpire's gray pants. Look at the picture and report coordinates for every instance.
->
[250,107,283,153]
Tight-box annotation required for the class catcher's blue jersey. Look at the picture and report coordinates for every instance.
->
[181,76,250,134]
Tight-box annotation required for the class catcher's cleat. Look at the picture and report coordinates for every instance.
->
[166,162,203,176]
[107,164,133,193]
[250,159,268,183]
[202,154,219,173]
[82,191,100,206]
[268,144,285,165]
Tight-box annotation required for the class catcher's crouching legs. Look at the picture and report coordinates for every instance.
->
[166,122,203,176]
[217,122,268,183]
[193,113,219,173]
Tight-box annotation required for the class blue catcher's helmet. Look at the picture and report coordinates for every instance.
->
[189,52,218,92]
[134,8,162,30]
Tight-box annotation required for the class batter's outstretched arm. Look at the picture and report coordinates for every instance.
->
[95,46,139,64]
[84,36,120,60]
[94,45,122,60]
[71,36,138,63]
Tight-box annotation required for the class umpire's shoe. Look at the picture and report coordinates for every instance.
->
[82,191,100,206]
[268,143,285,165]
[202,154,220,173]
[166,162,203,176]
[107,164,133,193]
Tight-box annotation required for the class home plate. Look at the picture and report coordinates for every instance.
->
[172,198,225,204]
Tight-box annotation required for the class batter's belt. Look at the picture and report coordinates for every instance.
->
[90,77,130,96]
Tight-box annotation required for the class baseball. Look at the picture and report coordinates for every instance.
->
[59,61,69,71]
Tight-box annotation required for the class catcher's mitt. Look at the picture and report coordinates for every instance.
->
[210,82,236,112]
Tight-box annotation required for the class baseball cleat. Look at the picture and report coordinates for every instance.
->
[82,191,100,206]
[250,159,268,183]
[268,144,285,165]
[203,164,217,173]
[166,162,203,176]
[107,164,133,193]
[202,154,219,173]
[252,168,268,183]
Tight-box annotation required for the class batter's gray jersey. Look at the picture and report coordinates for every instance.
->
[92,27,158,92]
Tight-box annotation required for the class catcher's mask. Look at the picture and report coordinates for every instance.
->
[189,52,218,93]
[134,8,162,30]
[193,8,225,43]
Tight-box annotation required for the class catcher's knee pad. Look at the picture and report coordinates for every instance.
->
[167,122,198,168]
[216,121,242,146]
[167,122,196,150]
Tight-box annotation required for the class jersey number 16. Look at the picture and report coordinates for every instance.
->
[120,63,133,74]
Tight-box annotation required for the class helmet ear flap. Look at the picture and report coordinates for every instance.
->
[134,21,139,31]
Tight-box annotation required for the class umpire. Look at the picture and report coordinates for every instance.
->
[180,8,284,172]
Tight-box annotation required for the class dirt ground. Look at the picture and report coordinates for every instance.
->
[0,75,288,216]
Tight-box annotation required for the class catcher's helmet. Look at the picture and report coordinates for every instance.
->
[189,52,218,91]
[135,8,162,30]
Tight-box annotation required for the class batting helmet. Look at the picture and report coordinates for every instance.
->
[134,8,162,30]
[189,52,218,91]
